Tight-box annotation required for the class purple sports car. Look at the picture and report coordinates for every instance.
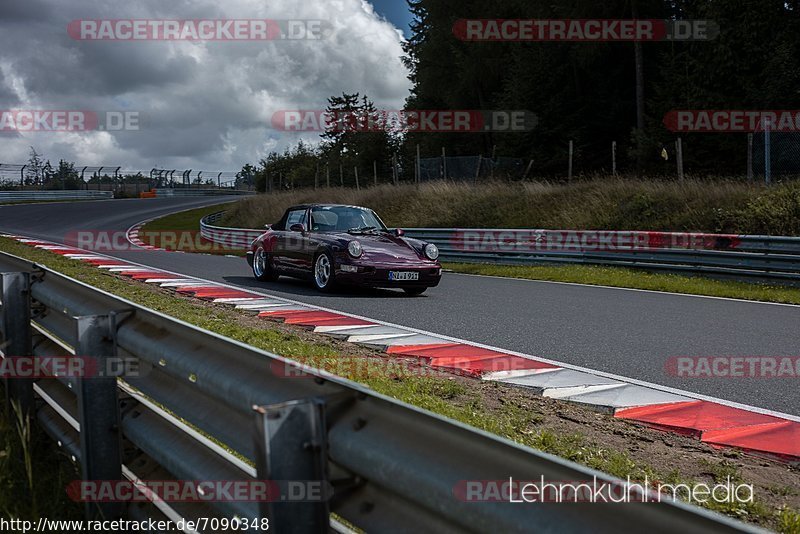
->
[246,204,442,295]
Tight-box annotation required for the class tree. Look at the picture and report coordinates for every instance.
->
[25,147,45,186]
[47,160,82,190]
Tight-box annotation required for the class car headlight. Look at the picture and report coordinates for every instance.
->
[348,240,363,258]
[424,243,439,260]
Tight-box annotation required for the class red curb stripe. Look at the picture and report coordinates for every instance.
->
[129,272,173,280]
[258,310,313,319]
[308,317,376,327]
[433,356,557,377]
[386,343,462,354]
[283,312,351,325]
[195,290,260,300]
[387,343,502,358]
[118,271,167,278]
[85,259,124,266]
[175,285,220,293]
[615,401,782,438]
[52,248,86,254]
[703,421,800,459]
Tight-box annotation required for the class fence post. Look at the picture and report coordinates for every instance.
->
[476,155,483,182]
[253,398,331,533]
[747,133,753,182]
[315,164,319,190]
[373,161,377,186]
[339,164,343,187]
[354,167,360,191]
[0,272,33,415]
[442,147,447,180]
[326,164,330,188]
[568,140,574,181]
[522,159,533,180]
[676,137,684,181]
[74,314,123,520]
[612,141,617,176]
[394,154,400,186]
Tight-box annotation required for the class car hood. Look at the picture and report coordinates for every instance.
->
[341,233,429,263]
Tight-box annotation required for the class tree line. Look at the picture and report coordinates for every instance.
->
[248,0,800,189]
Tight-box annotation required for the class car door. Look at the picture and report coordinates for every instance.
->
[274,208,308,272]
[280,208,310,273]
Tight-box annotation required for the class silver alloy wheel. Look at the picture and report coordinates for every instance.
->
[314,254,331,288]
[254,248,267,277]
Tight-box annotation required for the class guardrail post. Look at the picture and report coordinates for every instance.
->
[253,398,331,533]
[0,272,34,415]
[74,314,123,520]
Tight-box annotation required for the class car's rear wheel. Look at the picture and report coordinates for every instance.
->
[313,251,336,292]
[252,246,279,282]
[403,287,427,296]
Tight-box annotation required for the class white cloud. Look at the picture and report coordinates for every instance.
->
[0,0,410,171]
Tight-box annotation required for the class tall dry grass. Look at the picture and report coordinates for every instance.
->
[220,178,800,236]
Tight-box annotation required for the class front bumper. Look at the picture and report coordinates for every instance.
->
[335,263,442,288]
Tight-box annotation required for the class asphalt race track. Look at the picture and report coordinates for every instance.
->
[2,197,799,415]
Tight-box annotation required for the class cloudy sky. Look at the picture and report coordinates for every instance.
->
[0,0,411,172]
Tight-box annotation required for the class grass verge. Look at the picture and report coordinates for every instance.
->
[219,179,800,236]
[0,400,82,519]
[1,235,797,531]
[444,263,800,305]
[138,202,240,255]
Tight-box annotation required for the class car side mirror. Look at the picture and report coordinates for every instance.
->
[394,228,405,237]
[289,223,305,233]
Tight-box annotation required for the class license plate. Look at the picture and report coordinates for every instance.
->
[389,271,419,281]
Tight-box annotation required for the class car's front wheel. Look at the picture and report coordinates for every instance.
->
[313,251,336,292]
[252,246,279,282]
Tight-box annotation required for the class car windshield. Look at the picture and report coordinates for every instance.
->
[310,207,387,233]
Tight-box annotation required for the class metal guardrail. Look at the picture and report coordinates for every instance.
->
[0,251,751,533]
[154,189,256,198]
[0,190,113,201]
[402,228,800,285]
[201,212,265,249]
[199,213,800,285]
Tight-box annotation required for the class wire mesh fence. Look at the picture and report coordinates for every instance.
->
[418,155,527,182]
[0,163,251,192]
[751,131,800,182]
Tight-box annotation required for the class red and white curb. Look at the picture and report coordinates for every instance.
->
[126,221,161,250]
[6,234,800,463]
